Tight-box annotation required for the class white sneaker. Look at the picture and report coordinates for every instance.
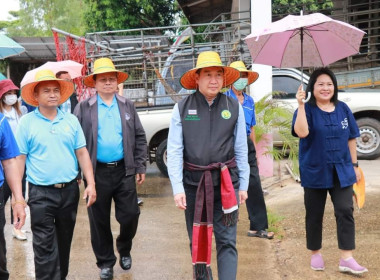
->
[12,228,27,241]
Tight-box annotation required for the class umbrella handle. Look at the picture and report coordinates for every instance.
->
[302,92,311,103]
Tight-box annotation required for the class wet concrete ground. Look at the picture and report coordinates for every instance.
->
[4,160,380,279]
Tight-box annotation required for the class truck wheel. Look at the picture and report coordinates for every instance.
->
[156,139,168,177]
[356,118,380,160]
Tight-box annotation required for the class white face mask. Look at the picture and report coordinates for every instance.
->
[3,94,18,106]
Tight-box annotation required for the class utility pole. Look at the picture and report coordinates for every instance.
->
[250,0,273,177]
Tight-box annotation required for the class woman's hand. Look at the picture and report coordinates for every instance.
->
[296,84,306,106]
[354,166,361,182]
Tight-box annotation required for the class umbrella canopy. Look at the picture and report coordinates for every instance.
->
[21,60,83,87]
[0,34,25,59]
[244,13,365,68]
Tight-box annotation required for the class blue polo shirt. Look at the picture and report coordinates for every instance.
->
[15,108,86,185]
[97,95,124,163]
[225,89,256,136]
[292,102,360,189]
[0,114,20,187]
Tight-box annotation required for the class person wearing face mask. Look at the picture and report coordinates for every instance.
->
[0,79,28,241]
[225,61,274,239]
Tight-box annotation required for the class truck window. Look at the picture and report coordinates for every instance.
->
[273,76,307,99]
[166,57,193,93]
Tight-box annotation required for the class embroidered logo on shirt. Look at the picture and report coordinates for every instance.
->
[125,113,130,120]
[188,109,197,115]
[341,118,348,129]
[221,110,231,120]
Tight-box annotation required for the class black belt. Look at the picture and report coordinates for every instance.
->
[97,159,124,168]
[30,178,77,189]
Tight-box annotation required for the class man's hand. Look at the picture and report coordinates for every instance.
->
[136,173,145,185]
[11,200,26,229]
[83,183,97,207]
[239,191,248,205]
[174,193,187,210]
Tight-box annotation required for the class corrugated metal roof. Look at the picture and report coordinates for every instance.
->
[9,37,62,62]
[8,35,169,63]
[177,0,233,24]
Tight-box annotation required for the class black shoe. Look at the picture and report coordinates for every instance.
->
[119,255,132,270]
[99,267,113,280]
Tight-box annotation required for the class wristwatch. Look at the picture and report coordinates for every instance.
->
[352,162,359,167]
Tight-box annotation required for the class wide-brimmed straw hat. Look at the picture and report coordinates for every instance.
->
[0,79,19,99]
[180,51,240,90]
[84,57,129,88]
[229,61,259,85]
[21,69,74,107]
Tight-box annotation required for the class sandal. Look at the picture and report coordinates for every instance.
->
[247,230,274,239]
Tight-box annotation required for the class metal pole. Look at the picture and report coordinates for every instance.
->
[300,15,310,102]
[52,27,132,53]
[300,26,304,88]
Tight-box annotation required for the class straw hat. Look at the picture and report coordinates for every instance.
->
[21,69,74,107]
[180,51,240,90]
[229,61,259,85]
[0,79,19,99]
[84,57,129,88]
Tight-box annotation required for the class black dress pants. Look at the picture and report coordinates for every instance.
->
[28,181,79,280]
[0,187,9,280]
[88,164,140,269]
[304,171,355,251]
[184,183,238,280]
[246,137,269,231]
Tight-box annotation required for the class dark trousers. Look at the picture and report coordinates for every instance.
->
[3,172,27,224]
[184,183,238,280]
[0,187,9,280]
[88,164,140,269]
[28,182,79,280]
[246,137,268,231]
[304,171,355,251]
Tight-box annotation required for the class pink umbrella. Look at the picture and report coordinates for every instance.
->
[21,60,83,87]
[244,12,365,101]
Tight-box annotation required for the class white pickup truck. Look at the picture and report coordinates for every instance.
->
[137,68,380,176]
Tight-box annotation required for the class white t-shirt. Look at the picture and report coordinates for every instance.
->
[3,105,27,135]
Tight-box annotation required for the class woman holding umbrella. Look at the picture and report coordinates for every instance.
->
[292,68,367,275]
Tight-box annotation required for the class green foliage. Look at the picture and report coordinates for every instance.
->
[0,11,19,31]
[0,61,7,76]
[272,0,334,17]
[5,0,86,36]
[178,17,207,44]
[267,209,284,239]
[84,0,179,33]
[254,93,299,175]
